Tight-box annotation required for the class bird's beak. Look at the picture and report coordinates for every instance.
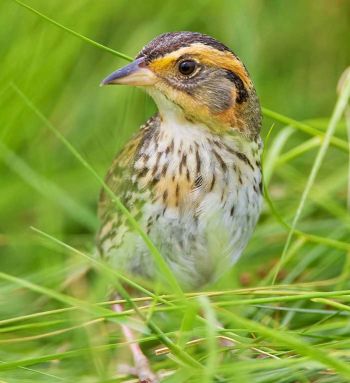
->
[101,58,156,86]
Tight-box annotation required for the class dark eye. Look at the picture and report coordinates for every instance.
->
[178,60,197,76]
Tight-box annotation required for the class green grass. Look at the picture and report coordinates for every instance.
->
[1,1,350,382]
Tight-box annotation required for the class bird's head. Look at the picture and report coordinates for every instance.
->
[102,32,261,138]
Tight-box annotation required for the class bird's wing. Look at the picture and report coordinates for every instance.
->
[96,114,159,253]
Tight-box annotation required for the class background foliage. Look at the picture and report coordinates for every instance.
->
[1,0,350,382]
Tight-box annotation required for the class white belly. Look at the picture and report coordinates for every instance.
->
[106,167,262,290]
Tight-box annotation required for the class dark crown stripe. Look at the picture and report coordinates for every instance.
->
[136,31,239,62]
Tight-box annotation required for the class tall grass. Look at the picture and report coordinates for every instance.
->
[1,1,350,382]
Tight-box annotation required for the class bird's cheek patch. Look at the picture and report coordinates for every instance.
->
[197,80,234,114]
[176,91,208,118]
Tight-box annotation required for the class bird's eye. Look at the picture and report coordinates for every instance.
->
[178,60,197,76]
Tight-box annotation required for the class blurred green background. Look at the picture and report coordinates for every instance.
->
[1,0,349,273]
[1,1,350,381]
[1,0,350,305]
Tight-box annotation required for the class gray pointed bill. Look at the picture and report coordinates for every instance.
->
[101,58,156,86]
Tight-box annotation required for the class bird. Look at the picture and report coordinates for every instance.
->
[98,31,262,289]
[98,31,263,381]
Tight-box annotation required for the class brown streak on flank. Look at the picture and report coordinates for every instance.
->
[154,173,193,208]
[138,167,149,178]
[236,152,254,170]
[151,166,158,177]
[182,153,187,166]
[149,176,160,187]
[195,148,201,173]
[161,162,169,176]
[179,153,187,174]
[213,140,224,149]
[175,184,179,207]
[209,174,216,191]
[224,144,254,170]
[213,149,227,172]
[152,152,162,176]
[163,189,168,203]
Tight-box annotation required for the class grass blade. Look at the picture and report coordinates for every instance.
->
[0,141,97,230]
[221,308,350,380]
[9,82,183,296]
[262,107,349,153]
[13,0,132,61]
[272,71,350,283]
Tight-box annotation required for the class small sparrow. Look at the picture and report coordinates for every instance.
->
[98,31,263,382]
[98,31,262,291]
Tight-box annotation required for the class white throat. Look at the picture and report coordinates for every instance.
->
[146,88,197,126]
